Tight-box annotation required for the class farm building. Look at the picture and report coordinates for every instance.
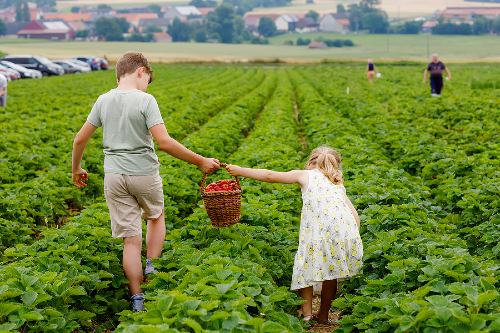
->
[243,13,280,31]
[275,14,299,32]
[17,20,74,40]
[440,7,500,21]
[319,14,350,33]
[162,6,202,22]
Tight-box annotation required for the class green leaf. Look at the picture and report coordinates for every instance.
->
[0,302,21,318]
[20,311,44,321]
[21,291,38,306]
[181,318,203,333]
[215,280,236,294]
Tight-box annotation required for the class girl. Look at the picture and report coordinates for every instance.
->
[226,146,363,324]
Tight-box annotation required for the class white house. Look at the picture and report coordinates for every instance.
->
[319,14,349,33]
[275,14,298,32]
[163,6,201,22]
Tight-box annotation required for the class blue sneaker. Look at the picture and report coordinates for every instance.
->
[144,259,158,276]
[131,293,145,312]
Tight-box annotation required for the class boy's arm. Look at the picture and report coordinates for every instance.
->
[344,193,360,229]
[149,124,219,173]
[226,165,308,187]
[72,122,97,188]
[423,68,429,82]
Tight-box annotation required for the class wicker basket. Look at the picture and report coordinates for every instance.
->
[200,164,242,227]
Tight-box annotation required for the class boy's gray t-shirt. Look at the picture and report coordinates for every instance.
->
[87,89,164,175]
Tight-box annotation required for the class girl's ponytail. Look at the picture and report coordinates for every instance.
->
[306,146,343,185]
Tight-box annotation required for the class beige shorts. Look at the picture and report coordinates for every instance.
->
[104,173,164,238]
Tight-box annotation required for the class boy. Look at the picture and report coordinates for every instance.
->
[72,52,220,312]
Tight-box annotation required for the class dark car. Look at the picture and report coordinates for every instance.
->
[53,60,82,74]
[74,56,101,71]
[2,55,64,76]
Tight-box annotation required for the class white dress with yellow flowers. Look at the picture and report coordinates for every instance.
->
[291,169,363,290]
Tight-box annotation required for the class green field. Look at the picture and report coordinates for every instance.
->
[0,63,498,332]
[1,34,500,63]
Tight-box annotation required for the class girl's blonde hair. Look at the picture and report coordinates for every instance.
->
[305,146,343,184]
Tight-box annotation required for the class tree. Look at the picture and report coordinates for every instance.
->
[94,17,128,41]
[168,17,191,42]
[393,20,422,34]
[16,1,30,22]
[207,4,237,43]
[337,4,346,14]
[97,4,112,12]
[70,6,80,13]
[305,10,319,23]
[144,24,162,33]
[258,17,277,37]
[493,16,500,34]
[194,30,208,42]
[0,19,6,35]
[362,11,388,33]
[148,4,162,15]
[472,16,492,34]
[189,0,217,7]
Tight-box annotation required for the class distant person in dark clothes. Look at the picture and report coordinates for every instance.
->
[366,59,376,82]
[423,54,451,97]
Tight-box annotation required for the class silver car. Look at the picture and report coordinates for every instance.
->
[0,60,42,79]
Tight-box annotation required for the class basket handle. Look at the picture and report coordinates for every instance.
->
[200,163,240,194]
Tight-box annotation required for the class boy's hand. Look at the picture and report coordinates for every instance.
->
[199,158,220,174]
[225,164,244,177]
[73,168,88,188]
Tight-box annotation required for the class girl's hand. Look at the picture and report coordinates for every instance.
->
[225,164,244,177]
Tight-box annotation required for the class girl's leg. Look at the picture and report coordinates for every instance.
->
[123,235,143,295]
[146,211,165,258]
[317,279,338,323]
[299,286,313,318]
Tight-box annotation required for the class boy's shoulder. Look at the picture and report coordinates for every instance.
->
[97,89,156,104]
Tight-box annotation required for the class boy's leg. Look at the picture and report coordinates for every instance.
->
[123,235,143,295]
[146,211,165,258]
[299,286,313,317]
[317,279,337,322]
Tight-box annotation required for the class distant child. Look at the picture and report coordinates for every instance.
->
[71,52,220,312]
[226,146,363,324]
[366,59,376,82]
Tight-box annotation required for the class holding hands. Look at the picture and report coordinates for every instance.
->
[199,157,221,174]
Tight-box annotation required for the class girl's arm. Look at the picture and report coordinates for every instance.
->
[445,67,452,80]
[344,193,361,229]
[226,165,308,188]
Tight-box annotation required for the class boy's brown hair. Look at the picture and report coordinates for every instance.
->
[116,52,153,83]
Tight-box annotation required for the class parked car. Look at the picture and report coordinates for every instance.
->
[2,55,64,76]
[96,57,109,70]
[0,64,20,80]
[52,60,82,74]
[74,56,100,71]
[65,59,91,72]
[0,61,42,79]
